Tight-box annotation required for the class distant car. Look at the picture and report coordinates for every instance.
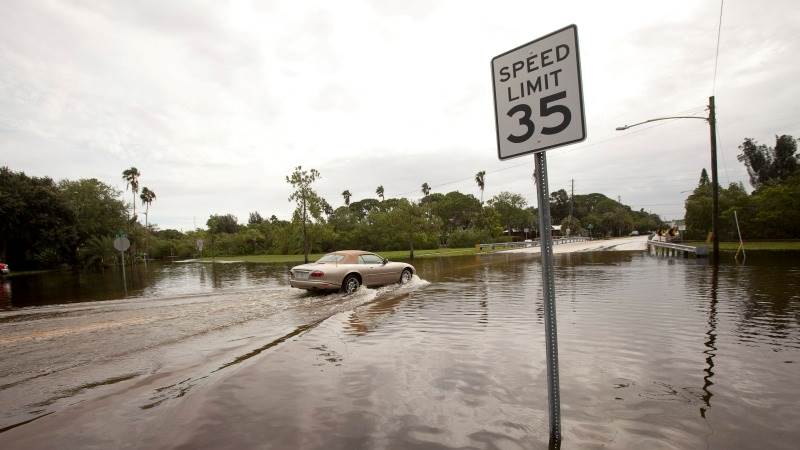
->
[0,262,9,276]
[289,250,415,294]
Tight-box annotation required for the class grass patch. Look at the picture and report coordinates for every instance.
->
[200,247,480,264]
[685,241,800,251]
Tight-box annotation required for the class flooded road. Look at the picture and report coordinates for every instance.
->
[1,252,799,449]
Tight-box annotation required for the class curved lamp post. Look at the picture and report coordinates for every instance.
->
[615,96,719,264]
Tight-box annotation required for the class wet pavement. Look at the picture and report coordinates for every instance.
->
[1,252,799,449]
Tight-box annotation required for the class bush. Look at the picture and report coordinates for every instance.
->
[447,228,492,248]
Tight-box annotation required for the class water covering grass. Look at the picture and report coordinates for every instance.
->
[685,240,800,251]
[200,247,480,264]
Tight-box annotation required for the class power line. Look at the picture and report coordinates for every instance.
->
[712,0,725,94]
[390,105,706,199]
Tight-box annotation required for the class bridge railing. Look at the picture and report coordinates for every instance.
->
[647,239,708,256]
[478,236,590,252]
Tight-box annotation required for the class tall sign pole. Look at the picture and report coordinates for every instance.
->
[492,25,586,443]
[534,151,561,438]
[113,233,131,296]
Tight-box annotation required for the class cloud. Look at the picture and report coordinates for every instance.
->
[2,0,799,229]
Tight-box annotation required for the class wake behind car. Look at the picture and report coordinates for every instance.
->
[290,250,415,294]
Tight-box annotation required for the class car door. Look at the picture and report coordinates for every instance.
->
[358,254,385,286]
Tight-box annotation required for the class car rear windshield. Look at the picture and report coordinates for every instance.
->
[316,254,345,263]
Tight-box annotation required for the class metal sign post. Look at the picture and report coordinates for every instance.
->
[113,234,131,295]
[534,151,561,439]
[491,24,585,443]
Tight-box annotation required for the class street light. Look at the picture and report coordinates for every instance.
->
[616,96,720,264]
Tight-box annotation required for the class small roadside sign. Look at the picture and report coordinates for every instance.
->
[492,24,585,160]
[113,236,130,252]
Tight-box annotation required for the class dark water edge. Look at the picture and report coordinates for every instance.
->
[0,251,798,449]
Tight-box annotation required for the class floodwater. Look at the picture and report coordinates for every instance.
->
[0,252,798,449]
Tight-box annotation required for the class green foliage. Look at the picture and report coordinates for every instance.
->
[737,135,798,189]
[447,228,492,248]
[683,168,800,240]
[207,214,240,234]
[59,178,128,250]
[78,236,117,269]
[421,182,431,196]
[121,167,141,217]
[474,171,486,203]
[488,191,529,237]
[0,167,77,269]
[560,216,582,235]
[248,211,264,225]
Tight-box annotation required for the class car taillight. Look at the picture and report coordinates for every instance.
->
[310,270,324,278]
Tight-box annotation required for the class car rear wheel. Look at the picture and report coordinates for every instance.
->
[399,268,412,284]
[342,274,360,294]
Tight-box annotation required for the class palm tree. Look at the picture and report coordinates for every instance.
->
[342,189,352,206]
[139,187,156,229]
[421,182,431,196]
[376,185,384,201]
[122,167,141,219]
[475,170,486,204]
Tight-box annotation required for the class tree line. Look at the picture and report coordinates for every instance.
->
[0,166,155,270]
[685,134,799,240]
[0,162,664,269]
[163,165,664,263]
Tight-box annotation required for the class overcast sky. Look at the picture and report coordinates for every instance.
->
[2,0,798,229]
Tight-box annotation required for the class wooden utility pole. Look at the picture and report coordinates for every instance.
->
[708,96,720,264]
[569,178,574,219]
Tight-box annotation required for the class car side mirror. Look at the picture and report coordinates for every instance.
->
[382,258,388,265]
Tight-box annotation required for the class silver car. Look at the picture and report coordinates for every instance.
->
[289,250,415,294]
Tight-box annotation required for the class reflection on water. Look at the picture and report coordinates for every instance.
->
[0,252,798,449]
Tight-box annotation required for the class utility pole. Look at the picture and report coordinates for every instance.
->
[615,96,720,265]
[708,96,720,264]
[569,178,574,219]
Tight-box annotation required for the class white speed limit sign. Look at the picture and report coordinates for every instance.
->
[492,25,586,160]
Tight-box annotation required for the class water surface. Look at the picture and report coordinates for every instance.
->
[0,252,798,449]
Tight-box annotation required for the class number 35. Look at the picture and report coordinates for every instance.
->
[506,91,571,143]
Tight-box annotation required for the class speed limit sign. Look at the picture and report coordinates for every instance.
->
[492,25,585,160]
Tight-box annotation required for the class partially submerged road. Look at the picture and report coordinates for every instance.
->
[499,235,649,255]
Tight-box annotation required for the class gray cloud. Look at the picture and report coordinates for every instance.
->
[2,0,799,229]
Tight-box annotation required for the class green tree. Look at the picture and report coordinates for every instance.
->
[286,166,325,263]
[207,214,240,234]
[488,191,528,238]
[699,168,710,186]
[549,189,570,222]
[560,216,582,236]
[59,178,128,259]
[342,189,352,206]
[0,167,77,268]
[737,135,798,189]
[248,211,264,225]
[122,167,141,219]
[376,185,385,201]
[429,191,482,234]
[421,182,431,196]
[139,187,156,229]
[475,171,486,204]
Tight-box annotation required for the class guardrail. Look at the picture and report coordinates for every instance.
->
[477,236,590,252]
[647,239,708,257]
